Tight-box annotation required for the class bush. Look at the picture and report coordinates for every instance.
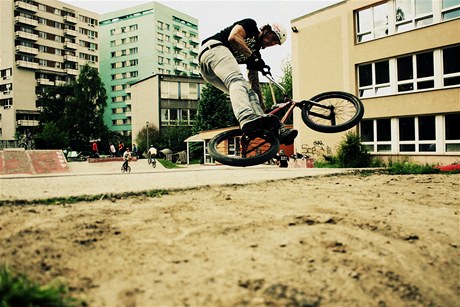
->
[336,131,371,168]
[387,160,441,174]
[0,265,83,307]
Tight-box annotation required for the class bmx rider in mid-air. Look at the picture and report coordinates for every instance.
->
[198,18,298,145]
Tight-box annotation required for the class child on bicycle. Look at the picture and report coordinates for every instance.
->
[199,19,297,145]
[122,147,131,170]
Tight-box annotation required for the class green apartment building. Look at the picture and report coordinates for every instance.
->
[99,2,199,137]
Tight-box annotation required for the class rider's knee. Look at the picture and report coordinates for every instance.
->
[223,72,246,89]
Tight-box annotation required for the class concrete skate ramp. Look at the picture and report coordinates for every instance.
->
[0,149,68,175]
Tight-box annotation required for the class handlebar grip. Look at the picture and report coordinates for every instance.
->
[261,65,272,76]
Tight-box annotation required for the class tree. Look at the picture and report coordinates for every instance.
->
[66,64,107,150]
[262,58,292,112]
[36,64,108,151]
[193,83,237,134]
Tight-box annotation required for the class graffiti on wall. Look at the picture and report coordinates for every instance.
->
[301,140,332,158]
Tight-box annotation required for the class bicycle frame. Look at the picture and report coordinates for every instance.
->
[264,73,338,126]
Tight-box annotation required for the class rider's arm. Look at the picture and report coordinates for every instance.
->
[228,25,252,58]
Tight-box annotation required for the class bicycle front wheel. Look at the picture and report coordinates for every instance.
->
[208,129,279,167]
[301,91,364,133]
[152,159,156,168]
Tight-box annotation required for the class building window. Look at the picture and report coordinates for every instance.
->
[361,114,460,154]
[397,51,434,92]
[358,60,390,97]
[356,0,460,43]
[356,2,389,42]
[395,0,434,32]
[443,45,460,86]
[442,0,460,20]
[445,113,460,151]
[357,45,459,98]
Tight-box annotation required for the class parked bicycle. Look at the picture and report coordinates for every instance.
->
[208,66,364,167]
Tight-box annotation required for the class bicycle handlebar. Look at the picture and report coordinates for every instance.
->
[262,65,287,95]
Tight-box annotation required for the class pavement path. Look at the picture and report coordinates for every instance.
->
[0,160,349,202]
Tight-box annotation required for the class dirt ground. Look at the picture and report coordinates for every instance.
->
[0,172,459,307]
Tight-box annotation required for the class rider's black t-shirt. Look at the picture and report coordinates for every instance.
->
[202,18,260,64]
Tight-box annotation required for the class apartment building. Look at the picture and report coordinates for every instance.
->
[99,2,200,137]
[0,0,99,143]
[129,74,205,145]
[291,0,460,164]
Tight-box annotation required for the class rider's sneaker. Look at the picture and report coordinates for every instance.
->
[278,127,298,145]
[241,115,280,134]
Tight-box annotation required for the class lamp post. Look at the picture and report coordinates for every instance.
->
[146,121,149,153]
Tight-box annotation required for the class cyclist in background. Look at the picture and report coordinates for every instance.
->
[148,145,157,164]
[199,18,297,145]
[122,147,131,171]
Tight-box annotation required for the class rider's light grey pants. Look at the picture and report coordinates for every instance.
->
[199,39,264,126]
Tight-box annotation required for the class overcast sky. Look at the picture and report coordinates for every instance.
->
[61,0,340,78]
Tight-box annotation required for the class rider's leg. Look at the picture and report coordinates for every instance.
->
[199,42,279,132]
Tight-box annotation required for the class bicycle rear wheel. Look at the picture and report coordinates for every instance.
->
[208,129,280,167]
[301,91,364,133]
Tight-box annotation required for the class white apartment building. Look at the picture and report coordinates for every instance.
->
[0,0,99,144]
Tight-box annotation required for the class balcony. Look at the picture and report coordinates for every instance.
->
[15,1,38,13]
[190,58,199,65]
[174,54,185,61]
[17,119,39,127]
[63,15,77,24]
[15,45,38,55]
[64,42,78,49]
[37,78,54,86]
[189,37,200,45]
[174,42,185,50]
[1,90,12,97]
[15,16,38,27]
[173,31,184,38]
[190,47,199,55]
[64,54,78,62]
[174,66,186,73]
[64,29,77,37]
[55,80,66,86]
[65,68,79,75]
[16,60,39,70]
[15,30,38,41]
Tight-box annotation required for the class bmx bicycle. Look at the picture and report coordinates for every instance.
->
[208,67,364,167]
[121,161,131,173]
[148,155,157,168]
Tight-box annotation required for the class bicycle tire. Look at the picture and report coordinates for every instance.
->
[19,143,27,150]
[152,160,156,168]
[121,164,131,173]
[301,91,364,133]
[208,128,279,167]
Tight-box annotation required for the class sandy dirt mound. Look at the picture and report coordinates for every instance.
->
[0,173,459,306]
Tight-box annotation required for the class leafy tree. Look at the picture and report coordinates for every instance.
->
[336,131,371,168]
[135,124,162,154]
[66,64,107,150]
[36,64,108,151]
[262,59,293,123]
[193,83,237,134]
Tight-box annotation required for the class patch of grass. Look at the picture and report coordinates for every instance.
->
[0,189,169,206]
[0,265,84,307]
[158,159,183,169]
[387,161,441,175]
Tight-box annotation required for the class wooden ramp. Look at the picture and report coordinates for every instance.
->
[0,149,68,175]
